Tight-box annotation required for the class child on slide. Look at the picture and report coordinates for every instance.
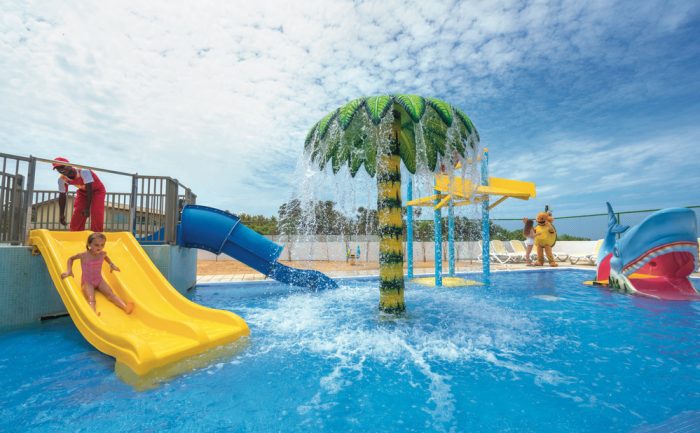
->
[61,232,134,316]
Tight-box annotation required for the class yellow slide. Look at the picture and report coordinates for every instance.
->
[29,230,249,377]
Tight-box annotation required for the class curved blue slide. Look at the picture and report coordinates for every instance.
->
[178,205,338,291]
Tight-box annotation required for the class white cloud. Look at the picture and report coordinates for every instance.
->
[489,125,700,217]
[1,0,698,215]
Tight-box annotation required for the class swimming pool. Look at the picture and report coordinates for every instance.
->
[1,269,698,432]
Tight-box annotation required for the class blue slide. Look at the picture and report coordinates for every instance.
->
[178,205,338,291]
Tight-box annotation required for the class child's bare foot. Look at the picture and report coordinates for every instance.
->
[125,302,135,314]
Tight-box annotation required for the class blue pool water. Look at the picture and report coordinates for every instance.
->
[1,269,699,432]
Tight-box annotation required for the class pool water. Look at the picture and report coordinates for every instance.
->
[1,269,699,432]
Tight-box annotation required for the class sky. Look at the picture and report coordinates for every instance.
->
[2,0,699,231]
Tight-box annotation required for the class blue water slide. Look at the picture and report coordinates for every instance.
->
[178,205,337,291]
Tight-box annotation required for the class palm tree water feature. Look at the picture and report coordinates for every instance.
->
[304,95,481,313]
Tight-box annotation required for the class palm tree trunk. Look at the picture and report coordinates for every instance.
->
[377,136,405,313]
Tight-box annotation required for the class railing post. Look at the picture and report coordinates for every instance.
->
[164,178,178,244]
[22,157,36,244]
[129,175,138,235]
[185,188,196,205]
[481,148,490,285]
[9,174,24,242]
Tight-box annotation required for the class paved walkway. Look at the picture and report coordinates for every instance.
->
[196,260,601,284]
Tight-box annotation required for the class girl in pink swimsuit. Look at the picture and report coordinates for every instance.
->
[61,232,134,316]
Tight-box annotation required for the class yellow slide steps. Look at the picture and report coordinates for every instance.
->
[29,230,249,378]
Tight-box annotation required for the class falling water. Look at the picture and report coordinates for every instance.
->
[285,103,484,267]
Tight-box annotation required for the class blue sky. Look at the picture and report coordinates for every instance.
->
[2,0,699,226]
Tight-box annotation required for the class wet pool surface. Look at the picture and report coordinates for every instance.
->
[1,269,699,432]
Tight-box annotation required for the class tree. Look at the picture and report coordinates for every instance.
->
[278,199,357,236]
[278,199,302,235]
[305,95,479,313]
[355,206,378,236]
[238,213,278,235]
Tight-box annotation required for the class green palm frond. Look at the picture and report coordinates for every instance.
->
[422,105,448,163]
[349,142,365,177]
[332,135,352,174]
[317,110,338,139]
[338,98,364,130]
[426,97,453,127]
[398,120,416,173]
[364,96,393,125]
[364,140,377,177]
[306,94,479,177]
[304,122,318,151]
[394,94,426,123]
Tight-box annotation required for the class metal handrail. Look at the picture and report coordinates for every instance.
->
[0,152,31,162]
[491,205,700,221]
[33,156,137,177]
[0,152,197,244]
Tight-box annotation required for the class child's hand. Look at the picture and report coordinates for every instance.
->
[109,264,120,273]
[61,271,73,279]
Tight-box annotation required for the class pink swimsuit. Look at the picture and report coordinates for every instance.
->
[81,257,104,287]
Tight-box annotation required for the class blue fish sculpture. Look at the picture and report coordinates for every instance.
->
[595,202,698,300]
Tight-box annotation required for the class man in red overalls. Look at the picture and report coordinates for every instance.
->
[52,157,107,232]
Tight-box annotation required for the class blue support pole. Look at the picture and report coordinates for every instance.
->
[434,183,443,287]
[481,148,490,284]
[407,177,414,279]
[448,198,455,277]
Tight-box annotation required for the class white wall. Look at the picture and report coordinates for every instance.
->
[197,240,491,261]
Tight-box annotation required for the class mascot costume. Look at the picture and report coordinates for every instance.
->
[534,211,558,267]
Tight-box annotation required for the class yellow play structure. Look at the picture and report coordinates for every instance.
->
[406,175,536,211]
[29,230,249,378]
[405,151,536,287]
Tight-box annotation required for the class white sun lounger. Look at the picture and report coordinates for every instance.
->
[509,240,536,263]
[478,240,517,264]
[569,239,603,265]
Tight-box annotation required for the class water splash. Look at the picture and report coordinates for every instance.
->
[233,282,568,431]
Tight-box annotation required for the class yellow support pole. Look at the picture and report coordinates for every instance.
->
[487,196,509,210]
[434,195,452,210]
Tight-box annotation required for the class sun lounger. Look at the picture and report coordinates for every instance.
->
[510,239,568,263]
[569,239,603,265]
[551,246,569,262]
[509,240,536,263]
[478,240,516,264]
[491,240,520,263]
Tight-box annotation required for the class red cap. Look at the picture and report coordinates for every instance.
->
[52,157,69,169]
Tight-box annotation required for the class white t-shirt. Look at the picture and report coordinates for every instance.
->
[57,169,94,193]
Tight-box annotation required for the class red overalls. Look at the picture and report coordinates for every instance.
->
[61,170,106,232]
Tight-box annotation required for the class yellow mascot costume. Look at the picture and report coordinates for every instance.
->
[534,211,558,267]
